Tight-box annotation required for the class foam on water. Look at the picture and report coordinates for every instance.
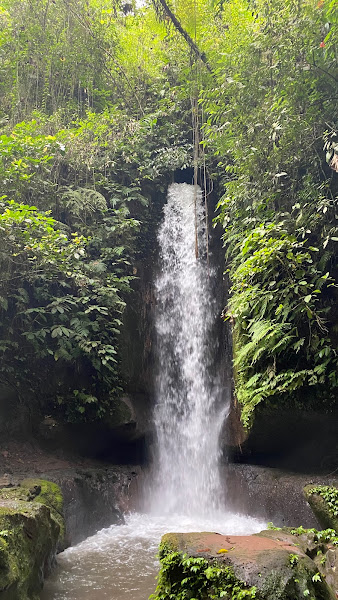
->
[41,511,266,600]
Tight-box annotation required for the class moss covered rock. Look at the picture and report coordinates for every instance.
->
[304,485,338,532]
[153,530,336,600]
[20,478,65,544]
[0,479,65,599]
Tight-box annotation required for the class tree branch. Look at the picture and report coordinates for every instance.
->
[153,0,213,74]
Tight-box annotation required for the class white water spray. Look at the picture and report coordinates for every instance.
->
[150,183,228,516]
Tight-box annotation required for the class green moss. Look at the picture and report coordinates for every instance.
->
[0,501,57,597]
[0,479,65,599]
[20,479,63,512]
[20,479,65,542]
[160,533,182,555]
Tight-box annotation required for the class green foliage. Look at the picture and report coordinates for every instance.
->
[0,0,125,119]
[289,553,299,567]
[290,527,338,546]
[0,0,337,427]
[0,123,63,205]
[0,197,136,420]
[0,38,193,422]
[201,0,338,425]
[150,549,257,600]
[307,486,338,518]
[225,221,337,425]
[267,522,282,531]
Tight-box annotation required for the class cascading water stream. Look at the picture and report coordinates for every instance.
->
[150,183,227,516]
[41,184,265,600]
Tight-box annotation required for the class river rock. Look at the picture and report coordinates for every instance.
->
[0,479,64,600]
[159,529,336,599]
[304,485,338,533]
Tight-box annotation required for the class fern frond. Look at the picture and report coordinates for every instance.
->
[61,187,107,222]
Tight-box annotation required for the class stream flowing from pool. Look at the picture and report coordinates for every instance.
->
[41,184,266,600]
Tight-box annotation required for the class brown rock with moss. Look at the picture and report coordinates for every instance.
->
[0,479,65,600]
[156,529,336,600]
[304,485,338,533]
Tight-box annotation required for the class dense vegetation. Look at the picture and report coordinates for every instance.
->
[150,548,257,600]
[0,0,336,425]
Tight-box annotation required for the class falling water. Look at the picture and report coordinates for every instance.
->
[41,183,266,600]
[150,183,227,516]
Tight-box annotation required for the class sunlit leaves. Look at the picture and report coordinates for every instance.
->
[0,197,136,421]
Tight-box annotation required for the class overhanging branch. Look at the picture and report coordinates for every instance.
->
[153,0,213,74]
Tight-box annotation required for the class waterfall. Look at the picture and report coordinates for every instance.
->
[42,183,266,600]
[150,183,228,516]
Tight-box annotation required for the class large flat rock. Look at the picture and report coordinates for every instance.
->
[160,529,336,599]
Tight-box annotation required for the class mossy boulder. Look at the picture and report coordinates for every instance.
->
[0,479,65,599]
[304,485,338,532]
[20,478,65,544]
[260,527,338,597]
[154,530,336,600]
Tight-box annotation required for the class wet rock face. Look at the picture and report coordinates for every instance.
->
[0,465,140,546]
[158,530,337,600]
[0,479,64,600]
[36,404,148,464]
[52,466,139,545]
[227,407,338,473]
[224,464,338,528]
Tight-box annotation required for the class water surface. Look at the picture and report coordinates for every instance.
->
[41,511,266,600]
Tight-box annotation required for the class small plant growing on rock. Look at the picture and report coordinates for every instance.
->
[289,553,299,567]
[0,530,9,537]
[267,522,282,531]
[150,547,258,600]
[290,526,338,545]
[307,486,338,518]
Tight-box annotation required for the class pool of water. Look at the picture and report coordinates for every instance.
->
[41,511,266,600]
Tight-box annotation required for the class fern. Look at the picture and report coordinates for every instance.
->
[234,319,292,367]
[60,187,107,224]
[239,368,312,426]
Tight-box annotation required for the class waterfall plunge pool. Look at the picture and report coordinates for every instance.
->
[41,183,267,598]
[41,511,267,600]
